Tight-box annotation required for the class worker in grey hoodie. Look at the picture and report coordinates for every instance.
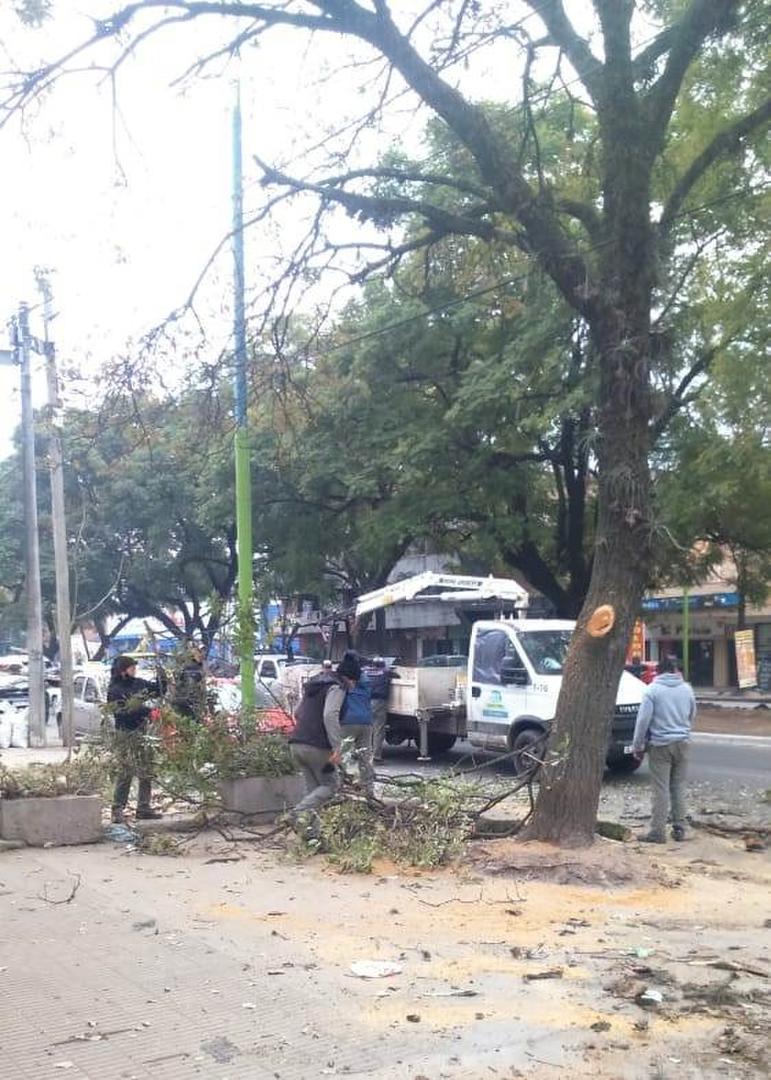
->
[632,654,696,843]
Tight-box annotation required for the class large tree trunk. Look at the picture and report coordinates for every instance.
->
[526,340,653,844]
[526,54,658,844]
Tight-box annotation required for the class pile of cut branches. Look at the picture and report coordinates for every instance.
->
[288,767,537,874]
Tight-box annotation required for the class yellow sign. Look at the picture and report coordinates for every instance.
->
[628,619,645,661]
[734,629,757,689]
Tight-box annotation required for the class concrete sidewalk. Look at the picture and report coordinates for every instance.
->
[0,845,389,1080]
[0,746,69,768]
[0,840,596,1080]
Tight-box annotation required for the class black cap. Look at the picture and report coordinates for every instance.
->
[337,650,361,680]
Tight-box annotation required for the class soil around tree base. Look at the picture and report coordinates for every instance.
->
[465,836,679,887]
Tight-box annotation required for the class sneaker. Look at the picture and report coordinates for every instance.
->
[672,826,687,842]
[136,808,163,820]
[638,832,666,844]
[294,811,322,842]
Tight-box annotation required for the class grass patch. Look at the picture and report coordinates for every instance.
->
[0,750,110,800]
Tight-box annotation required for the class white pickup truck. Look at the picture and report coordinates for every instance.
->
[384,618,643,774]
[352,574,643,775]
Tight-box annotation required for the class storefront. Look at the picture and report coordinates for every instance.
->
[757,624,771,691]
[642,590,771,689]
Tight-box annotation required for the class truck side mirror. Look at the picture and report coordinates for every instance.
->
[500,658,529,686]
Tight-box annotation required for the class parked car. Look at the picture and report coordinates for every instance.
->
[417,654,468,668]
[0,653,57,677]
[56,668,112,740]
[210,678,294,734]
[254,654,317,688]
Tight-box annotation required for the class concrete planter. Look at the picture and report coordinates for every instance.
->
[217,774,304,821]
[0,794,102,847]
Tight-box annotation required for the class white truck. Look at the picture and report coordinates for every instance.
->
[356,574,643,775]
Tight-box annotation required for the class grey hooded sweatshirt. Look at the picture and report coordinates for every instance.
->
[632,672,696,751]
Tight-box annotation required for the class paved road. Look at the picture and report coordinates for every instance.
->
[376,734,771,794]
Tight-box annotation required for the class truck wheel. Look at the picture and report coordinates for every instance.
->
[607,756,642,774]
[426,733,457,755]
[510,727,546,776]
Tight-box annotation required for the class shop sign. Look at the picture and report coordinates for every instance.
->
[642,591,739,613]
[734,629,757,689]
[627,619,645,660]
[647,619,720,639]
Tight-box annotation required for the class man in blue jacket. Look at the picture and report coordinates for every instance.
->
[632,655,696,843]
[337,652,375,797]
[367,657,392,763]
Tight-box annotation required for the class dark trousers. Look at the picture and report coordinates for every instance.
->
[648,741,689,837]
[112,728,154,812]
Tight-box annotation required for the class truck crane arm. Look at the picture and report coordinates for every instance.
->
[355,572,530,618]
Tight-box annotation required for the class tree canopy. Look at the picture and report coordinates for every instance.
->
[3,0,768,845]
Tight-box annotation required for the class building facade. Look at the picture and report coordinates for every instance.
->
[642,580,771,690]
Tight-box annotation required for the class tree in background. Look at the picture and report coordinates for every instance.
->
[4,1,768,843]
[657,345,771,632]
[0,392,239,658]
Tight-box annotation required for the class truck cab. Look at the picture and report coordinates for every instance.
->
[466,619,642,773]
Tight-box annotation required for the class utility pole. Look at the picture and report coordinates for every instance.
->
[37,272,75,750]
[232,84,255,709]
[17,303,47,746]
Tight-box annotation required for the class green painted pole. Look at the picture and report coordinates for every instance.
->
[232,84,255,709]
[235,427,255,708]
[682,586,690,680]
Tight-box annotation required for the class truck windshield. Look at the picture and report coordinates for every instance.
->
[518,630,573,675]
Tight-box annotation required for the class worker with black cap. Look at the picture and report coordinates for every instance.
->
[289,649,361,812]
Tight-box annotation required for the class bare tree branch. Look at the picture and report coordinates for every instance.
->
[651,345,722,439]
[644,0,741,143]
[659,95,771,236]
[315,164,495,203]
[521,0,604,106]
[254,155,516,244]
[556,198,603,242]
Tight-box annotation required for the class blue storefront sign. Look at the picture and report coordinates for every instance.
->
[642,592,740,613]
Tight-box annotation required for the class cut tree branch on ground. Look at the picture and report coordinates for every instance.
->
[38,874,82,905]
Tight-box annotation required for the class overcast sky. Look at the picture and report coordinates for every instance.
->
[0,1,597,458]
[1,4,325,456]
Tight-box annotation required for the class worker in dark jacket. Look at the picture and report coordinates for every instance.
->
[171,642,206,719]
[107,655,166,823]
[289,651,361,812]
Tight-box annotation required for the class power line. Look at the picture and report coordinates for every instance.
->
[307,183,768,360]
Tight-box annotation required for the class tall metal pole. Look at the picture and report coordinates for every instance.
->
[38,275,75,750]
[682,585,690,680]
[232,84,255,709]
[18,303,47,746]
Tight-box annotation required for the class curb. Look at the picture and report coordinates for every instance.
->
[696,699,770,709]
[691,732,771,748]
